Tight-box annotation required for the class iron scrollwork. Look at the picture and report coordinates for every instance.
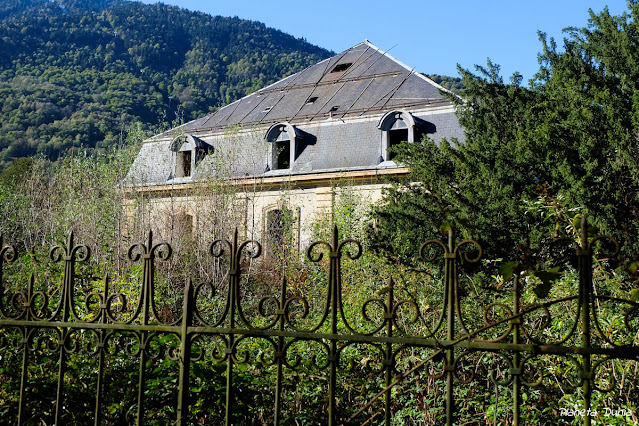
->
[0,219,638,426]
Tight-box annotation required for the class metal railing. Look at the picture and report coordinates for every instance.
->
[0,220,638,425]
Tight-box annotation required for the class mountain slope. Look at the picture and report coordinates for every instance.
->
[0,0,332,163]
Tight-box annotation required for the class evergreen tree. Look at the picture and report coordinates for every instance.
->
[374,3,639,263]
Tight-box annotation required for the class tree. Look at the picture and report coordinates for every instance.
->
[0,0,332,167]
[373,2,639,264]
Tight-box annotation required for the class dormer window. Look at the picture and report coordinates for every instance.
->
[387,113,408,161]
[177,144,192,177]
[274,131,291,169]
[266,122,301,171]
[378,110,417,162]
[170,134,213,179]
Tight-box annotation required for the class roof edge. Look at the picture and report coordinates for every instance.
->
[362,40,461,99]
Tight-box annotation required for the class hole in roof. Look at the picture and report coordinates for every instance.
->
[306,96,318,104]
[330,63,352,73]
[329,105,339,112]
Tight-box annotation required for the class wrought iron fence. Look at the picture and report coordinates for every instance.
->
[0,220,638,425]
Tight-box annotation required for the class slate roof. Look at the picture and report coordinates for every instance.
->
[127,41,464,187]
[159,41,451,136]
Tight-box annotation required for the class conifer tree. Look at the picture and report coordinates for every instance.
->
[373,3,639,263]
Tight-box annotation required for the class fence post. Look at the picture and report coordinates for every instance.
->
[127,230,172,426]
[17,276,35,426]
[50,231,90,426]
[509,273,523,425]
[224,230,240,426]
[137,237,153,426]
[384,277,395,425]
[209,228,263,426]
[274,275,287,425]
[176,278,193,425]
[328,225,339,426]
[94,275,110,426]
[444,230,456,426]
[577,218,593,426]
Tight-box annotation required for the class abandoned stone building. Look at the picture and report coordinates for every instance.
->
[124,41,464,251]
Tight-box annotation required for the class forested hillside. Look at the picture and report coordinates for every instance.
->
[0,0,332,165]
[426,74,464,94]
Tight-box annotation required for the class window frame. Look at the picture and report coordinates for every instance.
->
[176,143,193,178]
[378,110,417,162]
[169,134,213,179]
[262,203,301,257]
[265,122,299,171]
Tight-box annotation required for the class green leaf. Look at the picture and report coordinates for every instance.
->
[498,261,518,281]
[629,261,639,274]
[533,266,561,298]
[631,289,639,302]
[572,214,583,229]
[439,222,452,233]
[534,266,561,284]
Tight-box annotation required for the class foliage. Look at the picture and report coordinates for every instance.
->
[368,7,639,421]
[0,0,332,167]
[374,3,639,266]
[0,122,144,259]
[426,73,465,94]
[0,158,638,423]
[1,2,638,424]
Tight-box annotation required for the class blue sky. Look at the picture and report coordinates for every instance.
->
[140,0,629,84]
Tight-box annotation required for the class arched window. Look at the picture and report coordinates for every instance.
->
[266,209,285,253]
[265,122,301,171]
[378,110,417,162]
[263,204,300,258]
[174,211,195,240]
